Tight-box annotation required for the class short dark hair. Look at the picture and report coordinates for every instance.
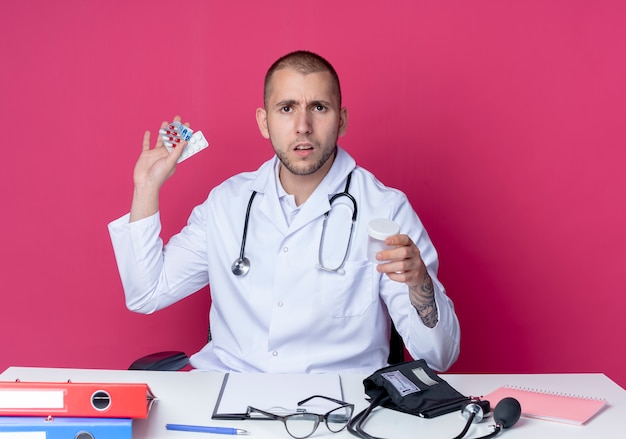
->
[263,50,342,108]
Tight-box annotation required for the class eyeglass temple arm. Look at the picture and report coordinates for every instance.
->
[297,395,351,407]
[246,406,288,421]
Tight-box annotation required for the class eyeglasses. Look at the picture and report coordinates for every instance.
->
[246,395,354,439]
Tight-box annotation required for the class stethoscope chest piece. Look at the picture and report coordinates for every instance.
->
[231,191,258,277]
[231,257,250,276]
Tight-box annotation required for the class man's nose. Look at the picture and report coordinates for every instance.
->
[295,110,312,134]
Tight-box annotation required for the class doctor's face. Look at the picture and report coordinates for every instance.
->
[256,67,348,178]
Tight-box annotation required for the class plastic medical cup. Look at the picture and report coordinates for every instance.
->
[367,218,400,263]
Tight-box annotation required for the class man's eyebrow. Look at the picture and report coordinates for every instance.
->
[273,99,333,108]
[309,99,333,107]
[274,99,298,108]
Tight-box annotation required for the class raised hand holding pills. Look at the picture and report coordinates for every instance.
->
[159,120,209,163]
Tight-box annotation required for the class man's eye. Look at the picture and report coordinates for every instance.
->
[281,106,292,113]
[314,105,326,112]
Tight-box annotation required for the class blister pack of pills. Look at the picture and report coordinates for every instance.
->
[159,121,209,163]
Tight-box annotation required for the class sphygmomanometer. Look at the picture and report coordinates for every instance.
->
[347,360,521,439]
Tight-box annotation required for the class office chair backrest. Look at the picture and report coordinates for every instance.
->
[130,322,406,370]
[388,322,406,365]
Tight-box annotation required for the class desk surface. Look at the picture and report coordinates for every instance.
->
[1,367,625,438]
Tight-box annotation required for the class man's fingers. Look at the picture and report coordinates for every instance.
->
[145,117,189,156]
[142,130,151,151]
[166,140,188,163]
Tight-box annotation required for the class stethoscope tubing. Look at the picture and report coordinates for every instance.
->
[232,172,356,276]
[238,190,257,261]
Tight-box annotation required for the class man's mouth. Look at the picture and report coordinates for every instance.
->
[293,143,314,157]
[294,143,313,150]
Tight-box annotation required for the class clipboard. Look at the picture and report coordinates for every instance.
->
[212,373,345,420]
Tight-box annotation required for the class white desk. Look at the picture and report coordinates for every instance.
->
[1,367,625,438]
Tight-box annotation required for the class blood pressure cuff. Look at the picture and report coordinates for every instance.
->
[363,360,471,418]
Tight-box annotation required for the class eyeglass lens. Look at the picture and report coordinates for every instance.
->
[284,405,353,438]
[284,413,320,439]
[325,405,353,432]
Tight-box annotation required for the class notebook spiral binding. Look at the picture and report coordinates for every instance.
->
[500,385,607,402]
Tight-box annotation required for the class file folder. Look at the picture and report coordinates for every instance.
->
[0,380,156,418]
[0,416,132,438]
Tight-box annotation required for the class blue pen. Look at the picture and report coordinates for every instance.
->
[166,424,249,435]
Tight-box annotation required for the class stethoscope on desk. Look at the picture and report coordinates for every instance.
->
[231,172,357,276]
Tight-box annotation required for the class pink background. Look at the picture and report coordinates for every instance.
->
[2,1,625,387]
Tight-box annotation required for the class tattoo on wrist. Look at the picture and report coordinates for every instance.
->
[410,272,434,300]
[411,273,438,328]
[420,273,434,295]
[415,298,438,328]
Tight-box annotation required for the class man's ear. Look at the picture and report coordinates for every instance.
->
[256,107,270,139]
[338,107,348,137]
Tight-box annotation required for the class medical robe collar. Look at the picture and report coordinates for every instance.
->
[247,146,357,235]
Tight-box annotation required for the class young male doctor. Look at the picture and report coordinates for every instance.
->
[108,50,460,374]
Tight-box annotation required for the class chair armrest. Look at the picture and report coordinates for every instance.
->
[128,351,190,371]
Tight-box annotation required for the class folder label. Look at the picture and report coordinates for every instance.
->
[0,390,64,409]
[0,434,45,439]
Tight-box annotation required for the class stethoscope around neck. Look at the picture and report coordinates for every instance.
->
[231,172,357,276]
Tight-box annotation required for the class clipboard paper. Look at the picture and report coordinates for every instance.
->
[212,373,344,420]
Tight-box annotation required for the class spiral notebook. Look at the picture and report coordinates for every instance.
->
[483,385,607,425]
